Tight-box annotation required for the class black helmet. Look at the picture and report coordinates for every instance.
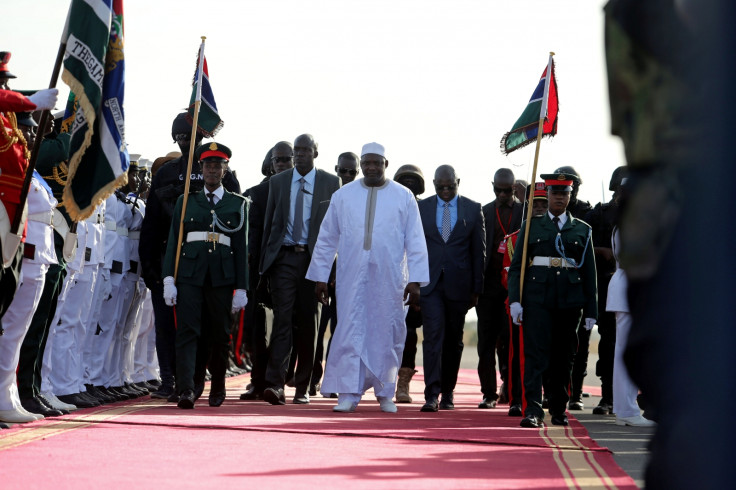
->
[553,165,582,185]
[609,165,629,191]
[393,164,425,195]
[171,113,204,142]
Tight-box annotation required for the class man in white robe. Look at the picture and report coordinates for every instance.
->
[306,142,429,413]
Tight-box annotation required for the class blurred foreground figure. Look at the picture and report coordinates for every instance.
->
[605,0,736,487]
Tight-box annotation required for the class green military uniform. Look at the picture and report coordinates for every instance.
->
[507,188,597,423]
[162,185,249,397]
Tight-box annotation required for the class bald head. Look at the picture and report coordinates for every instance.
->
[434,164,457,181]
[493,168,515,205]
[493,168,515,186]
[294,133,318,176]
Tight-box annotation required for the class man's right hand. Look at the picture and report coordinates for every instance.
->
[163,276,177,306]
[315,281,329,305]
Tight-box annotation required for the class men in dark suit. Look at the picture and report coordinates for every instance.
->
[418,165,485,412]
[260,134,340,405]
[162,143,249,409]
[508,173,597,428]
[475,168,523,411]
[239,142,294,401]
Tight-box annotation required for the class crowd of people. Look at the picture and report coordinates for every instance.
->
[0,51,653,430]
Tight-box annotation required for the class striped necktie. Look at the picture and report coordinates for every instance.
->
[441,202,452,242]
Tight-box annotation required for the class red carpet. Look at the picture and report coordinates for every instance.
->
[0,369,634,489]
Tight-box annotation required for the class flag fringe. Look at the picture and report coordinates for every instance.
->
[184,106,223,138]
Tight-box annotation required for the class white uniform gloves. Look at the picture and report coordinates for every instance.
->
[510,302,523,325]
[163,276,177,306]
[231,289,248,314]
[28,88,59,111]
[584,318,597,331]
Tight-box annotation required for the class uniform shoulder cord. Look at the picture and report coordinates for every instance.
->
[554,224,592,269]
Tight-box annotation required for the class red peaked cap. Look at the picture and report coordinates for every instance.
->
[540,173,574,192]
[195,142,231,163]
[0,51,17,78]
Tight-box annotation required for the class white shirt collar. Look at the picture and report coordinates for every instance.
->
[292,167,316,186]
[548,210,568,227]
[204,185,224,201]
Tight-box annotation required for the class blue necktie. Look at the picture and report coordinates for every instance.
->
[441,202,451,242]
[293,177,305,243]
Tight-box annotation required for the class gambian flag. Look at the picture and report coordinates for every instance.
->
[500,55,559,155]
[61,0,128,221]
[187,40,223,137]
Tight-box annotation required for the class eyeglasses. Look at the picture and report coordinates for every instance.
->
[337,168,358,176]
[494,186,513,194]
[174,134,190,142]
[272,156,293,163]
[435,184,458,191]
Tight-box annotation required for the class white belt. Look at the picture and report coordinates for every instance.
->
[128,230,140,240]
[105,220,129,236]
[531,256,573,268]
[27,211,54,226]
[186,231,231,247]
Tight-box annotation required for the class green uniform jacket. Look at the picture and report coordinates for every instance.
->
[162,189,249,290]
[507,212,597,319]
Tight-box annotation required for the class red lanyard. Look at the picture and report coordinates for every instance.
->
[495,206,512,236]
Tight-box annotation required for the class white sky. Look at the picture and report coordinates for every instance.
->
[3,0,625,205]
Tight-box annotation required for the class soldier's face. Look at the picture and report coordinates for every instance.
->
[532,199,548,216]
[18,123,35,148]
[547,190,570,216]
[202,160,226,189]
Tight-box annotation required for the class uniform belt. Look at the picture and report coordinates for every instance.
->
[531,256,573,268]
[282,244,307,253]
[27,211,54,226]
[186,231,231,247]
[128,230,140,240]
[105,220,129,236]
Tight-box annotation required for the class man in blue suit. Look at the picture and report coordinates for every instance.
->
[418,165,486,412]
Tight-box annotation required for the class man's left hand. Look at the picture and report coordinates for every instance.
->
[403,282,420,308]
[315,282,329,305]
[584,318,597,331]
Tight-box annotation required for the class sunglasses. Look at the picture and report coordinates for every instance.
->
[272,156,293,163]
[337,168,358,176]
[435,184,458,191]
[174,134,190,142]
[494,186,513,194]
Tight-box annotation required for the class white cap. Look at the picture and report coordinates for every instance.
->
[129,153,141,163]
[361,142,385,158]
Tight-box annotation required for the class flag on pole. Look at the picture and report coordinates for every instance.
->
[187,42,223,137]
[500,56,559,155]
[60,0,128,221]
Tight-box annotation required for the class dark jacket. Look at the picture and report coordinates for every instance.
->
[418,195,486,302]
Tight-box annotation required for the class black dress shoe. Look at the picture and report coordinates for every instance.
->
[57,393,98,408]
[77,392,102,406]
[592,401,613,415]
[0,422,9,429]
[520,415,543,428]
[508,404,523,417]
[102,387,127,402]
[178,390,196,409]
[293,393,310,404]
[86,385,113,403]
[551,413,569,426]
[478,398,497,409]
[263,387,286,406]
[167,391,180,403]
[420,399,439,412]
[127,382,148,395]
[37,394,70,415]
[21,397,64,417]
[439,394,454,410]
[209,391,226,407]
[151,384,175,399]
[147,379,162,388]
[239,387,263,400]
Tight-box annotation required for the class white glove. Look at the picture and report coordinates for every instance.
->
[28,88,59,111]
[231,289,248,313]
[585,318,596,331]
[510,302,523,325]
[163,276,177,306]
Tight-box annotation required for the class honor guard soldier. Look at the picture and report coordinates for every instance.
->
[507,173,597,428]
[161,143,249,409]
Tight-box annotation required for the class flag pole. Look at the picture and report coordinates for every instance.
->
[10,42,66,235]
[518,52,554,300]
[173,36,206,281]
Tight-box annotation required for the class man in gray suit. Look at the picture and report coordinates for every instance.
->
[418,165,486,412]
[260,134,341,405]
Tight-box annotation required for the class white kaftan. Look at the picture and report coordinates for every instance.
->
[305,179,429,397]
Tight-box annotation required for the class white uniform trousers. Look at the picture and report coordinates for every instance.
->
[45,263,98,396]
[0,262,48,410]
[133,291,158,383]
[40,270,76,394]
[613,312,643,418]
[81,267,109,389]
[107,274,138,386]
[88,271,125,387]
